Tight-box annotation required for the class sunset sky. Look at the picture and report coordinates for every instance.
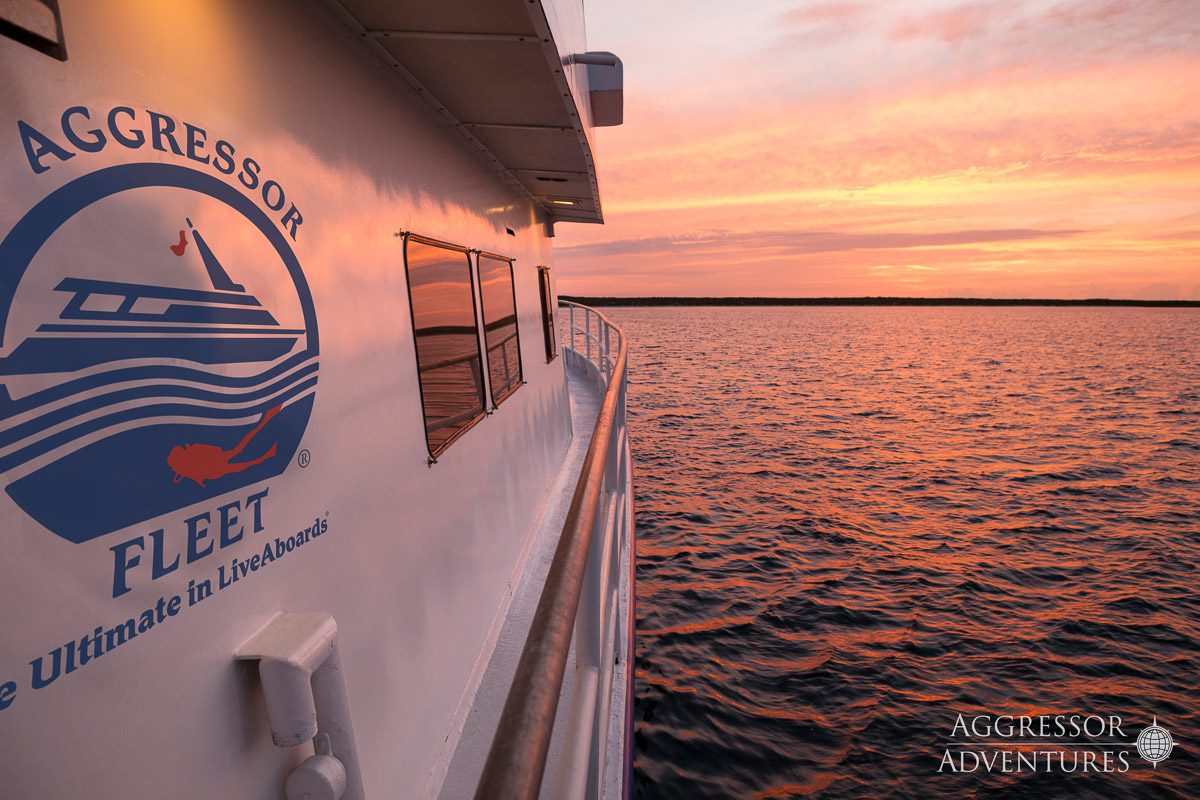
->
[553,0,1200,299]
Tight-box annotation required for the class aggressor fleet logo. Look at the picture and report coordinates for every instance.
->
[0,106,319,562]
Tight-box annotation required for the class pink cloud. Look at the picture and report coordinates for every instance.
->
[779,2,870,27]
[889,2,1006,46]
[556,228,1087,259]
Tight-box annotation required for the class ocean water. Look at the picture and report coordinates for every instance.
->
[606,306,1200,799]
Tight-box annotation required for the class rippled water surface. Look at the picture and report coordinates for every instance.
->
[609,307,1200,799]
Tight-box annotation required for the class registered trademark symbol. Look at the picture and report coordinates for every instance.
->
[298,449,311,468]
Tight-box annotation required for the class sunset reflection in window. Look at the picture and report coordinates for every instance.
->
[403,235,486,458]
[478,253,523,405]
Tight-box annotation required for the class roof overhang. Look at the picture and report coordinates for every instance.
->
[324,0,617,225]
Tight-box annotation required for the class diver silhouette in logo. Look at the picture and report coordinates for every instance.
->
[169,404,282,487]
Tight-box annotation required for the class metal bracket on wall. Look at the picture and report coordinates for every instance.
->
[237,613,366,800]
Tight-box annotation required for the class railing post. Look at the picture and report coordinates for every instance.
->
[603,325,611,384]
[606,372,621,495]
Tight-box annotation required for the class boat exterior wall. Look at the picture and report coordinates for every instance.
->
[0,1,581,796]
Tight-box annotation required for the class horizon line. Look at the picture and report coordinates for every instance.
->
[560,296,1200,308]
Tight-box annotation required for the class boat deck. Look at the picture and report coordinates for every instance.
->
[433,360,602,799]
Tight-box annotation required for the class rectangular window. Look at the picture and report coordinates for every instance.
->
[477,252,523,406]
[537,267,557,362]
[403,234,487,459]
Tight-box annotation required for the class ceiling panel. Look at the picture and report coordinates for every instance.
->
[470,126,588,173]
[378,38,571,129]
[338,0,536,36]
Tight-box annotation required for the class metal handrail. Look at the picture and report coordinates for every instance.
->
[474,301,630,800]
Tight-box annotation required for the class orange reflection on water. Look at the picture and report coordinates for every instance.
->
[624,306,1200,797]
[641,615,756,638]
[752,775,837,798]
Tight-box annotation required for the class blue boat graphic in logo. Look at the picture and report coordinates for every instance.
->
[0,163,318,543]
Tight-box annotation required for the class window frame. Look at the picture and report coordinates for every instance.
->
[401,232,488,462]
[476,250,524,408]
[537,266,557,362]
[0,0,68,61]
